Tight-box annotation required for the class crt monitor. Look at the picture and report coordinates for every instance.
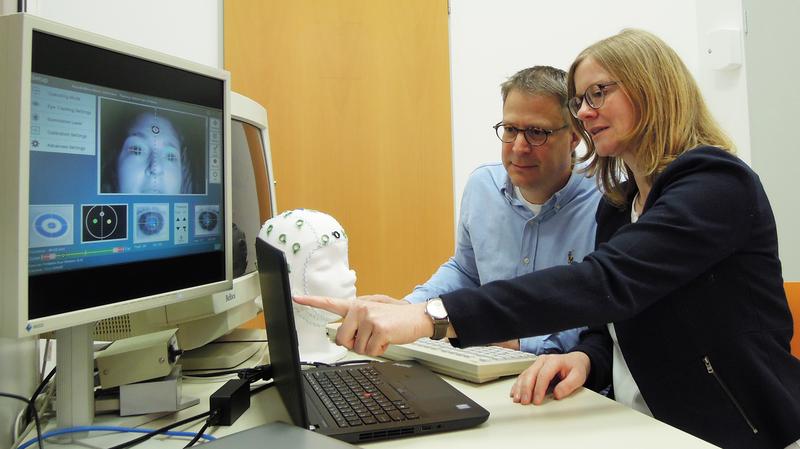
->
[0,13,232,429]
[93,92,277,370]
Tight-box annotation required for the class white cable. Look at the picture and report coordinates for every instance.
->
[11,412,33,449]
[12,369,56,448]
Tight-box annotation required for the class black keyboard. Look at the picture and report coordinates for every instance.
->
[304,366,419,428]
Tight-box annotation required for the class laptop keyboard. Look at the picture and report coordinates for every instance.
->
[304,366,419,428]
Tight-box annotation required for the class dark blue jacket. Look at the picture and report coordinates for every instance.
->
[443,146,800,448]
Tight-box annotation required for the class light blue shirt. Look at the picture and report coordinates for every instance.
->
[405,163,601,354]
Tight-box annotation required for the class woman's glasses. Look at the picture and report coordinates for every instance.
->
[568,81,619,118]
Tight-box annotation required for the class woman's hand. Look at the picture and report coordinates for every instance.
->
[359,294,411,305]
[510,351,590,405]
[294,295,432,356]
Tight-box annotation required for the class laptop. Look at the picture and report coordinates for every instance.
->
[255,237,490,444]
[197,422,359,449]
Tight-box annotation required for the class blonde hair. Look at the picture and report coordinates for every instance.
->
[567,29,735,205]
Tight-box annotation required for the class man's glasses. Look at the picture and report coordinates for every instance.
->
[568,81,619,118]
[493,122,568,147]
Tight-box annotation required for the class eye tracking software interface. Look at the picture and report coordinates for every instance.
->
[27,73,224,276]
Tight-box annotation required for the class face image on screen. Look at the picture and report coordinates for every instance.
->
[98,99,209,195]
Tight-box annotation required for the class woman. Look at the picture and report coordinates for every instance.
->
[101,108,193,195]
[297,29,800,448]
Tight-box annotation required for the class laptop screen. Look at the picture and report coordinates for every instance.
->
[256,237,311,429]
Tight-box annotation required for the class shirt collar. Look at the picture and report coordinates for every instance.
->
[502,170,586,212]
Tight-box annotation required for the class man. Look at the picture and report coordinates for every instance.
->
[404,66,600,354]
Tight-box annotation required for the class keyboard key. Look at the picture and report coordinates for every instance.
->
[308,366,416,429]
[387,410,405,421]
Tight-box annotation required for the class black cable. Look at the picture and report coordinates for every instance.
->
[108,363,274,449]
[30,366,56,403]
[183,369,241,378]
[249,380,275,395]
[25,366,56,427]
[107,409,211,449]
[301,361,331,367]
[204,339,267,344]
[240,364,273,383]
[302,359,373,368]
[184,363,272,379]
[0,392,42,449]
[331,359,373,366]
[183,411,216,448]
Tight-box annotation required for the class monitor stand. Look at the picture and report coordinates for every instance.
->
[55,323,94,441]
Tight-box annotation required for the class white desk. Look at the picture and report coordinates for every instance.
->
[222,375,716,449]
[37,354,716,449]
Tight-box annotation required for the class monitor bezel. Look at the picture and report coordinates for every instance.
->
[0,13,233,337]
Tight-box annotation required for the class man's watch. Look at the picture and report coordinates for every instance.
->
[425,297,450,340]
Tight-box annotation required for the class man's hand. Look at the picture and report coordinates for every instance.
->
[294,295,432,357]
[510,351,590,405]
[491,339,520,350]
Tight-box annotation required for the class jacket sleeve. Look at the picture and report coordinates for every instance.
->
[441,148,757,348]
[572,325,613,392]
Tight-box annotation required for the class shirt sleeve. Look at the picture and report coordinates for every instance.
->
[404,180,481,303]
[523,326,586,354]
[404,255,480,303]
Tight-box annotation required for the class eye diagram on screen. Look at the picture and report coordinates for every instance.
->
[134,203,170,243]
[81,204,128,243]
[194,205,220,236]
[30,205,74,248]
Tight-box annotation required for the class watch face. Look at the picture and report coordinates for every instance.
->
[427,299,447,319]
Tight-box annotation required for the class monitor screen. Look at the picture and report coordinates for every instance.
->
[92,93,277,357]
[0,16,232,336]
[27,31,226,321]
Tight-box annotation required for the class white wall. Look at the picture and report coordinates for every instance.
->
[0,0,17,15]
[24,0,223,68]
[695,0,750,164]
[741,0,800,280]
[449,0,752,224]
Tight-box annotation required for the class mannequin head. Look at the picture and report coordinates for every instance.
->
[258,209,356,362]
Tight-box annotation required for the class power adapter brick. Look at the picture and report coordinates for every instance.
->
[209,378,251,426]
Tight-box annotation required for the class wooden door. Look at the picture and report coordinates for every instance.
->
[225,1,454,300]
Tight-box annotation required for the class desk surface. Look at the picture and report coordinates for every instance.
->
[227,375,716,449]
[31,353,717,449]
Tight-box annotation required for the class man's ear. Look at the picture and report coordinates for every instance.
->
[569,131,581,152]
